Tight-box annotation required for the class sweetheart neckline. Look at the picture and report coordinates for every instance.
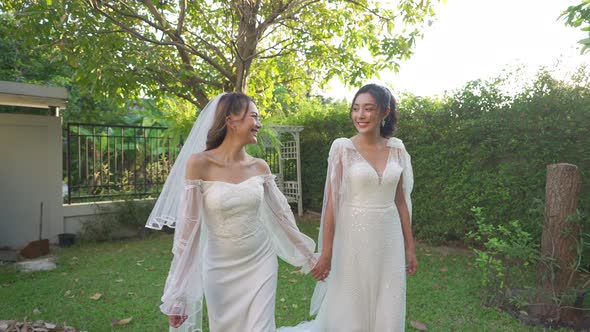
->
[200,174,266,186]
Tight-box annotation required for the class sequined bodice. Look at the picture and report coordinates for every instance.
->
[344,144,403,207]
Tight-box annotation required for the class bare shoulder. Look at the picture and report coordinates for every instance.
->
[186,152,210,180]
[253,158,272,175]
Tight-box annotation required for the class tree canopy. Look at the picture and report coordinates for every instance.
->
[563,0,590,53]
[1,0,438,111]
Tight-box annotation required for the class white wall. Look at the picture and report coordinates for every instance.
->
[0,113,63,248]
[62,199,155,236]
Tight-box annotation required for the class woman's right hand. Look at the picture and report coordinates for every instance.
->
[311,254,332,281]
[168,314,188,328]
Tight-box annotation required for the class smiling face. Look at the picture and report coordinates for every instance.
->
[206,92,257,151]
[351,92,386,136]
[228,101,262,145]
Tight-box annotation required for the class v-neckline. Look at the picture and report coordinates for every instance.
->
[347,138,392,180]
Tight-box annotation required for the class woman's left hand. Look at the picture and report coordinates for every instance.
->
[311,254,332,281]
[406,248,418,275]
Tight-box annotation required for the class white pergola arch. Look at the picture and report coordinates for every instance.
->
[267,125,304,216]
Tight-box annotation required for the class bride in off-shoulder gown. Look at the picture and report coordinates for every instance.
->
[147,93,316,332]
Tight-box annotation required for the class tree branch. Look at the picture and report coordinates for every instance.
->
[89,0,234,81]
[344,0,392,21]
[185,30,232,69]
[177,0,186,34]
[249,38,296,61]
[193,4,235,50]
[99,1,167,32]
[87,4,178,47]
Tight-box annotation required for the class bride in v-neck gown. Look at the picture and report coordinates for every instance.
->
[284,138,411,332]
[281,84,416,332]
[320,137,413,331]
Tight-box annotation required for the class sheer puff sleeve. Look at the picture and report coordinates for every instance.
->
[160,179,206,325]
[261,175,318,273]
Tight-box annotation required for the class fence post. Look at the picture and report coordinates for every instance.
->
[533,163,581,320]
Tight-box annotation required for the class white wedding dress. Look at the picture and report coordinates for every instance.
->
[280,137,413,332]
[152,174,317,332]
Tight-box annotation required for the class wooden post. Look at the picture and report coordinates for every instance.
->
[533,163,581,319]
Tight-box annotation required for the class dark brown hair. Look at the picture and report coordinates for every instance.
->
[205,92,253,150]
[350,83,399,138]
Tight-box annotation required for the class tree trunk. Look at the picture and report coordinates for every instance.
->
[234,1,260,93]
[532,163,581,320]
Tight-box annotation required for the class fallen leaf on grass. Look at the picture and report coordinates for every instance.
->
[112,317,132,326]
[147,266,156,271]
[90,293,102,300]
[287,279,299,283]
[115,278,124,283]
[439,267,448,273]
[432,284,441,289]
[410,320,428,331]
[33,308,41,315]
[437,247,450,257]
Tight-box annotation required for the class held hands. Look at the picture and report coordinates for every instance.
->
[406,248,418,275]
[311,254,332,281]
[168,314,188,328]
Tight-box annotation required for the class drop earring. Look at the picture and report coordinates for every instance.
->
[381,119,385,127]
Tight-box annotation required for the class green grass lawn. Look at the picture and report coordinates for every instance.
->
[0,219,573,331]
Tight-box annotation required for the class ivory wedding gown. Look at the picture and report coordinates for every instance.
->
[150,174,317,332]
[279,137,413,332]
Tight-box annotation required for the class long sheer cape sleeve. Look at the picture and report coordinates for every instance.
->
[160,179,206,332]
[309,138,345,315]
[261,175,318,273]
[390,137,414,220]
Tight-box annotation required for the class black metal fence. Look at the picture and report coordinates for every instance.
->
[64,122,180,204]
